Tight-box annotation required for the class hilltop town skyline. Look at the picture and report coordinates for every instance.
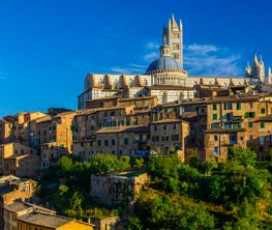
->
[1,0,272,117]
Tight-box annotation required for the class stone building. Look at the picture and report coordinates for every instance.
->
[16,212,94,230]
[3,153,40,178]
[3,201,56,230]
[29,111,76,151]
[0,143,37,175]
[0,176,37,228]
[0,112,47,145]
[73,126,149,160]
[90,172,149,207]
[181,93,272,162]
[150,119,189,159]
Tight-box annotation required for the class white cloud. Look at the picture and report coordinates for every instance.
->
[128,63,146,68]
[184,43,242,76]
[111,63,146,74]
[144,52,159,62]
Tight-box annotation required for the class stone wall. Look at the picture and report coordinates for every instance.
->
[90,173,149,207]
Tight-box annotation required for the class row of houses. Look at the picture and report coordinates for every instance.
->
[1,86,272,176]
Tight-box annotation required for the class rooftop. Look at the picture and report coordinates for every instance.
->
[145,85,193,90]
[4,202,32,212]
[150,118,186,124]
[17,212,72,228]
[96,125,149,134]
[205,128,246,134]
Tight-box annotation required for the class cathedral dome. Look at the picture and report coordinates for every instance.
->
[146,56,181,74]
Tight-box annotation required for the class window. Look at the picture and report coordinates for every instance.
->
[214,135,218,141]
[212,104,217,110]
[171,135,179,141]
[211,123,220,129]
[224,103,232,110]
[164,108,168,113]
[124,138,128,145]
[248,122,253,128]
[250,102,253,108]
[260,122,265,129]
[163,125,167,130]
[173,124,176,130]
[245,112,255,118]
[230,133,237,144]
[104,140,108,146]
[249,135,253,140]
[98,140,101,146]
[112,139,115,146]
[212,114,217,120]
[214,146,219,156]
[226,113,232,121]
[261,108,265,114]
[259,136,264,145]
[236,102,241,110]
[154,125,157,131]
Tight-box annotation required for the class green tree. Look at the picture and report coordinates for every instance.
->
[90,154,119,174]
[127,216,143,230]
[58,156,73,171]
[203,158,218,176]
[58,184,69,196]
[118,156,131,171]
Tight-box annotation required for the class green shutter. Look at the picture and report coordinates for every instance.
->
[236,102,241,110]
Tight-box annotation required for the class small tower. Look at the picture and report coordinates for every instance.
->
[245,61,251,77]
[162,14,183,68]
[245,53,265,82]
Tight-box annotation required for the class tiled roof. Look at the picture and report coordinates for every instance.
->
[4,202,32,212]
[205,128,246,133]
[96,125,149,134]
[119,96,157,102]
[150,119,186,124]
[17,212,72,228]
[182,95,262,105]
[85,96,119,102]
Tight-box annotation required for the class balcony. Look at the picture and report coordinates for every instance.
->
[222,114,243,123]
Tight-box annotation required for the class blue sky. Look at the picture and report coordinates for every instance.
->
[0,0,272,117]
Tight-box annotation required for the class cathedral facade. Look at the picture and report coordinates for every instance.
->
[78,15,267,110]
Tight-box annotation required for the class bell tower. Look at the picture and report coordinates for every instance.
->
[163,14,183,69]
